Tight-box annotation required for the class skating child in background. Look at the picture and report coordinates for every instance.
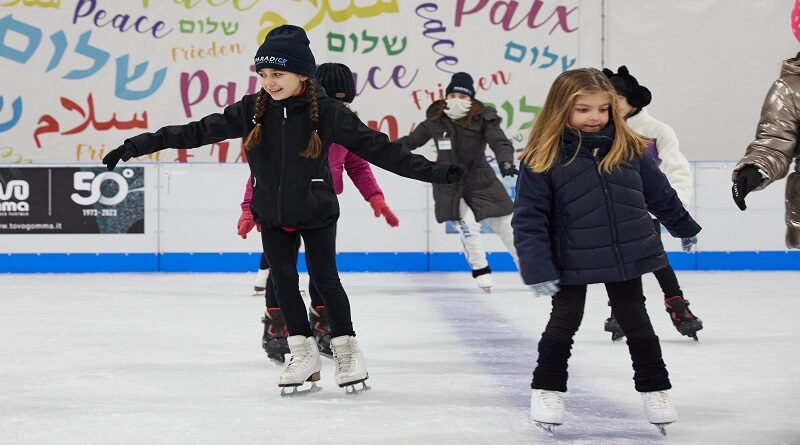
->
[512,68,701,435]
[398,72,519,292]
[103,25,463,394]
[237,61,400,364]
[602,66,704,341]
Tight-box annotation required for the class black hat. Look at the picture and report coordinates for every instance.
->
[445,72,476,98]
[254,25,316,77]
[602,66,652,109]
[316,63,355,103]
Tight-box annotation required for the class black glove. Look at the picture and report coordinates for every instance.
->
[499,161,519,177]
[102,143,137,171]
[731,165,763,211]
[446,164,465,183]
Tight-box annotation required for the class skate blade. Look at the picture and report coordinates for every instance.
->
[480,287,492,293]
[267,353,287,365]
[279,382,321,397]
[339,373,371,394]
[534,421,559,436]
[343,381,371,395]
[652,422,673,436]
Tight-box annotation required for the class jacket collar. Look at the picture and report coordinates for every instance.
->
[561,123,616,158]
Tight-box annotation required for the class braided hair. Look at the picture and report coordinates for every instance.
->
[243,89,268,149]
[299,77,322,159]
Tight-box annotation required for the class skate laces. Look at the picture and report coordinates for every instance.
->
[643,391,670,410]
[538,390,564,410]
[285,340,313,372]
[333,338,355,373]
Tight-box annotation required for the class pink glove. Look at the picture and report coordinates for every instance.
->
[368,194,399,227]
[237,209,261,239]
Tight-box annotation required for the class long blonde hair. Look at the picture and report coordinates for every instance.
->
[519,68,648,173]
[244,78,322,159]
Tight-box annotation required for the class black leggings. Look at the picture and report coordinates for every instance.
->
[262,253,324,309]
[260,224,354,338]
[532,277,671,392]
[651,219,682,297]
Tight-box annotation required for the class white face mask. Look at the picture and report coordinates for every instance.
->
[444,98,472,120]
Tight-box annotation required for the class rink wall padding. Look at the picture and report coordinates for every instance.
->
[2,162,798,273]
[1,252,798,273]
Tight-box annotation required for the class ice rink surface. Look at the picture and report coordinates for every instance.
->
[1,271,798,445]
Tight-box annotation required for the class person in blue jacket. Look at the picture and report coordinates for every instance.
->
[511,68,701,435]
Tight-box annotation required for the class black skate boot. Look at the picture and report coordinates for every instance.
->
[664,296,703,341]
[262,307,290,364]
[604,314,625,341]
[309,305,332,357]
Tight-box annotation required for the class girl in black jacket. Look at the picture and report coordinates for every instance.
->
[511,68,700,435]
[102,25,462,395]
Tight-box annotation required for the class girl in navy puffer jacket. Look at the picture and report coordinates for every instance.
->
[512,68,701,435]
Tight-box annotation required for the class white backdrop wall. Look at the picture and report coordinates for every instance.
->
[1,0,798,272]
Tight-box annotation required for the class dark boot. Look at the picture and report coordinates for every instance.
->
[308,305,332,357]
[664,296,703,341]
[262,307,289,364]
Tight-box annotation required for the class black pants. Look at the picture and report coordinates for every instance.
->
[260,224,354,338]
[651,219,682,297]
[532,277,671,393]
[262,253,324,308]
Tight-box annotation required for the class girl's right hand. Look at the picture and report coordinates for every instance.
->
[102,143,137,171]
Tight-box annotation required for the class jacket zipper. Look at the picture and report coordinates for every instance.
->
[593,147,625,276]
[278,106,287,223]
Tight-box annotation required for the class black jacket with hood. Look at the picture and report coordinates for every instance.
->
[126,86,455,229]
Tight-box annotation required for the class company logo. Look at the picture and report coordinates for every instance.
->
[254,55,288,67]
[0,180,30,212]
[70,170,132,206]
[452,86,473,95]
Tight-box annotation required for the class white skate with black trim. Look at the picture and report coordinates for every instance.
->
[278,335,322,397]
[330,335,370,394]
[530,389,565,436]
[641,390,677,436]
[471,266,493,293]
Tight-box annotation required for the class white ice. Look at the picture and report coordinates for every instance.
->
[1,271,798,444]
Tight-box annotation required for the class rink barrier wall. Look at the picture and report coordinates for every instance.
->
[1,251,798,273]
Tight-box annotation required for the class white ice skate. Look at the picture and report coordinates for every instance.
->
[641,390,677,436]
[278,335,322,397]
[530,389,565,436]
[474,272,493,293]
[330,335,370,394]
[252,268,270,296]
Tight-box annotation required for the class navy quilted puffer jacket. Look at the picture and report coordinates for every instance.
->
[512,124,701,286]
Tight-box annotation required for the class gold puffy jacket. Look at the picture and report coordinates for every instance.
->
[734,59,800,249]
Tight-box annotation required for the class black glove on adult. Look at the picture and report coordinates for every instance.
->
[102,143,137,171]
[499,161,519,177]
[446,164,465,183]
[731,165,763,211]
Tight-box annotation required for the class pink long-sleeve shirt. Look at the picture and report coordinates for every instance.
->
[240,143,383,211]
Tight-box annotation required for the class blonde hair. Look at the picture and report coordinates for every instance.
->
[519,68,648,173]
[244,78,322,159]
